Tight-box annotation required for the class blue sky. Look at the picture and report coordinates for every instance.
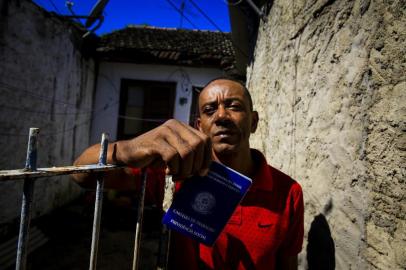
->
[33,0,231,34]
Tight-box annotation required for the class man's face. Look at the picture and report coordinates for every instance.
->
[196,79,258,156]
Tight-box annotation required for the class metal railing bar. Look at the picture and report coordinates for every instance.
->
[156,175,175,270]
[89,133,109,270]
[156,224,171,270]
[16,128,39,270]
[132,169,148,270]
[0,164,122,181]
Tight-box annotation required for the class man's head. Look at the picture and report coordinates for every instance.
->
[196,77,258,158]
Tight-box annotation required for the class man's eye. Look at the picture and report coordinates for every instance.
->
[203,106,216,115]
[229,103,242,110]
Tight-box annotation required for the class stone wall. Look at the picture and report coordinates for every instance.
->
[247,0,405,269]
[0,1,95,228]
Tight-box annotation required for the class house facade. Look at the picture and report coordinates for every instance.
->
[91,26,237,143]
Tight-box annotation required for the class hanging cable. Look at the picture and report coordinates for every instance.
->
[47,0,62,15]
[222,0,243,6]
[164,0,199,29]
[188,0,224,32]
[188,0,249,58]
[118,115,168,123]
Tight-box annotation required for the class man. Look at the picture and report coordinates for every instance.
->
[73,77,304,269]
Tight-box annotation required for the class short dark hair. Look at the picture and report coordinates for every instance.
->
[202,76,253,111]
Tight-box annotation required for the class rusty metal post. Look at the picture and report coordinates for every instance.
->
[89,133,109,270]
[132,169,147,270]
[16,128,39,270]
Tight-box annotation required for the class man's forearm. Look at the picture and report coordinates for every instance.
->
[71,141,134,189]
[71,119,211,189]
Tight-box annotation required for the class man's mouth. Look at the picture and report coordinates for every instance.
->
[214,130,235,138]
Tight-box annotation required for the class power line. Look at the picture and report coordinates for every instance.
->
[0,82,121,115]
[0,97,107,137]
[0,111,169,138]
[0,82,87,109]
[118,115,168,123]
[0,60,125,137]
[0,58,123,116]
[165,0,199,29]
[222,0,243,6]
[179,0,185,28]
[188,0,224,32]
[48,0,62,15]
[1,104,91,115]
[188,0,249,59]
[165,0,248,59]
[0,116,92,138]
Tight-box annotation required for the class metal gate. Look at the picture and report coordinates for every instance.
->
[0,128,172,270]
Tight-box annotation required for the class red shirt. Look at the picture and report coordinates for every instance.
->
[132,150,304,270]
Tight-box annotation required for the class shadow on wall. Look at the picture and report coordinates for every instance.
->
[307,199,336,270]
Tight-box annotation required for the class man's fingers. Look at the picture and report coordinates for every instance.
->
[162,120,210,177]
[201,135,212,176]
[158,141,180,175]
[187,126,212,175]
[163,122,195,177]
[120,119,211,177]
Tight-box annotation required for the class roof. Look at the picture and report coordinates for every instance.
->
[96,26,236,71]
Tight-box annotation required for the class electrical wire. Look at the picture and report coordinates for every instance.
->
[0,82,120,115]
[188,0,249,58]
[0,53,124,116]
[165,0,249,63]
[222,0,243,6]
[0,73,119,137]
[47,0,62,15]
[118,115,168,123]
[0,116,92,138]
[164,0,199,29]
[0,54,129,137]
[0,104,93,115]
[188,0,224,32]
[0,82,88,109]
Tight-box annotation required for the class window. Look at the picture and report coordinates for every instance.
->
[189,86,203,127]
[118,80,176,140]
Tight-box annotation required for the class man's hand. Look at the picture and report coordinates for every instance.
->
[72,120,211,189]
[115,119,211,177]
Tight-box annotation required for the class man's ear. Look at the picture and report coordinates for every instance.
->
[251,111,259,133]
[196,117,203,132]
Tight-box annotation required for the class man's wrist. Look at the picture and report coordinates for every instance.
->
[111,140,127,165]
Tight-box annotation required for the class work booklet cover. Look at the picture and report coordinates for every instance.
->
[162,161,252,246]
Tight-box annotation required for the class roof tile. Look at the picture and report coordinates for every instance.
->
[97,26,236,70]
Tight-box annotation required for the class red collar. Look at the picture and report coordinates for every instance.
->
[249,149,274,192]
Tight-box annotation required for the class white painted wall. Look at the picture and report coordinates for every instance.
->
[91,63,223,144]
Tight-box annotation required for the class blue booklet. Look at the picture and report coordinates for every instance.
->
[162,161,252,246]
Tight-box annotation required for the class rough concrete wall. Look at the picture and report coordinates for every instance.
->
[247,0,405,269]
[0,1,95,227]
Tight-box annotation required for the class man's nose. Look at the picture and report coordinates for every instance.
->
[216,105,229,118]
[214,105,231,124]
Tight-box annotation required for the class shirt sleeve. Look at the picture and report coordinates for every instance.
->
[279,182,304,256]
